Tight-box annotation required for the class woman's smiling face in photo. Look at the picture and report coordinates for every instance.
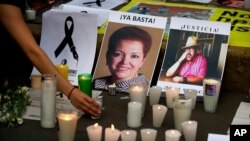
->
[107,39,145,82]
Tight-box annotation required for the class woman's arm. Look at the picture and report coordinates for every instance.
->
[0,4,100,116]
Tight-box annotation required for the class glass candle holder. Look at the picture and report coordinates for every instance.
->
[78,73,92,97]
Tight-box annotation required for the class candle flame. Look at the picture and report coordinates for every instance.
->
[111,124,115,131]
[188,121,192,124]
[146,131,151,135]
[157,106,161,110]
[126,131,130,135]
[94,123,98,128]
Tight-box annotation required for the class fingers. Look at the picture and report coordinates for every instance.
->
[70,89,101,116]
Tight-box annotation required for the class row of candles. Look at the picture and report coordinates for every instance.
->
[31,68,221,141]
[86,122,197,141]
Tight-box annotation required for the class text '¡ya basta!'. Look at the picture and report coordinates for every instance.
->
[120,14,156,24]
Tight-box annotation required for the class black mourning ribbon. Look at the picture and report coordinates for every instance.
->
[54,16,78,61]
[83,0,105,7]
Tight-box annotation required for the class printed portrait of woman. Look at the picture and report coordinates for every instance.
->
[93,23,164,93]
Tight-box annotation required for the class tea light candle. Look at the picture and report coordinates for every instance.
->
[184,89,198,109]
[56,64,69,80]
[149,86,162,105]
[181,120,198,141]
[203,78,221,113]
[57,111,78,141]
[152,104,168,128]
[165,129,181,141]
[78,73,92,97]
[129,84,147,117]
[105,124,120,141]
[87,123,103,141]
[140,128,157,141]
[127,101,142,128]
[165,87,180,108]
[121,130,137,141]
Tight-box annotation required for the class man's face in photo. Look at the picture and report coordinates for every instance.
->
[185,47,196,61]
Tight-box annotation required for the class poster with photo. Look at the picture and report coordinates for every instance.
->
[93,11,167,93]
[157,17,231,96]
[32,9,98,85]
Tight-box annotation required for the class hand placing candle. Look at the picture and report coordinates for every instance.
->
[181,120,198,141]
[87,123,103,141]
[57,110,78,141]
[140,128,157,141]
[105,124,120,141]
[121,130,137,141]
[152,104,168,128]
[165,87,180,108]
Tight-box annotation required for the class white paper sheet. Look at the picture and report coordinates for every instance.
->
[207,133,229,141]
[32,10,98,85]
[66,0,127,9]
[61,4,110,27]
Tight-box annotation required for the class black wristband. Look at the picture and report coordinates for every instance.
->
[183,77,188,83]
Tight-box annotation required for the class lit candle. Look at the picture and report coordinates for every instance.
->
[173,95,192,131]
[140,128,157,141]
[104,124,120,141]
[57,110,78,141]
[121,130,137,141]
[108,83,116,96]
[165,129,181,141]
[181,120,198,141]
[149,86,162,105]
[129,83,147,117]
[55,64,69,80]
[127,101,142,128]
[184,89,198,109]
[87,123,103,141]
[152,104,168,128]
[78,73,92,97]
[203,78,221,113]
[30,74,41,89]
[165,87,180,108]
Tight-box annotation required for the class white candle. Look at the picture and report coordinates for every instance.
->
[165,87,180,108]
[152,104,168,128]
[87,123,103,141]
[127,101,142,128]
[105,124,120,141]
[203,78,221,113]
[181,121,198,141]
[129,84,147,117]
[41,74,56,128]
[108,83,116,96]
[25,9,36,21]
[184,89,198,109]
[149,86,162,105]
[140,128,157,141]
[165,129,181,141]
[57,111,78,141]
[173,96,192,131]
[121,130,137,141]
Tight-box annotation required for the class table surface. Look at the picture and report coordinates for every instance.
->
[0,90,247,141]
